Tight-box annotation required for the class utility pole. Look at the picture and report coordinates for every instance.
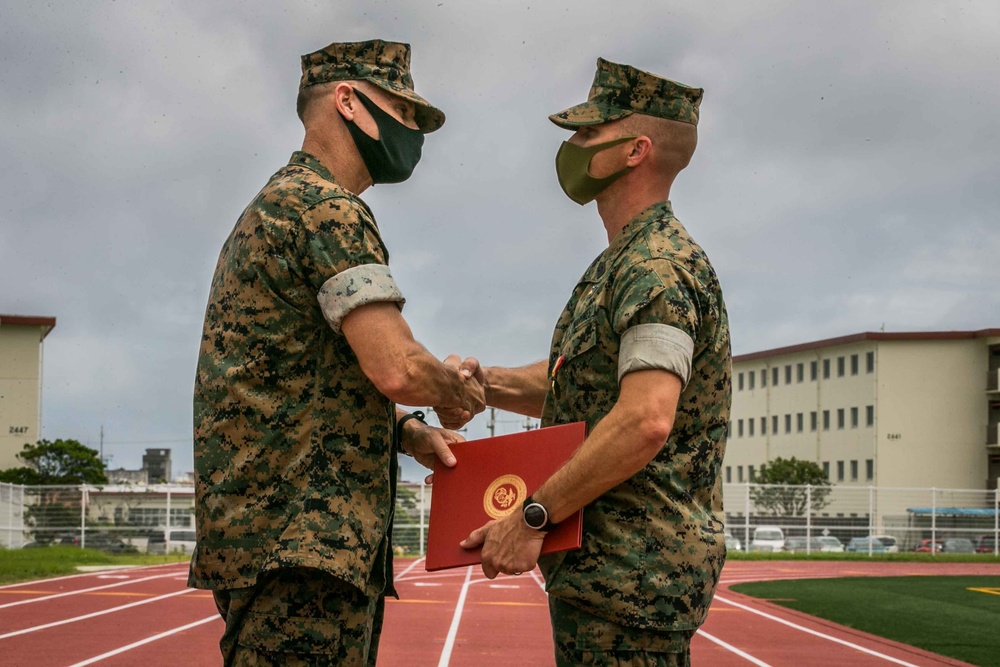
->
[524,416,536,431]
[99,424,104,465]
[487,408,496,438]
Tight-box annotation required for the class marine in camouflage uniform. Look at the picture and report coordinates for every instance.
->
[455,59,731,666]
[190,40,482,666]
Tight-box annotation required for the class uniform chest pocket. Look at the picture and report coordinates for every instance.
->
[561,307,598,362]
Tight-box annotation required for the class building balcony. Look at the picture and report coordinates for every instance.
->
[989,369,1000,393]
[989,423,1000,447]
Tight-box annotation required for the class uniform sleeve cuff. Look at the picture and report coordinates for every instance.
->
[318,264,406,334]
[618,324,694,387]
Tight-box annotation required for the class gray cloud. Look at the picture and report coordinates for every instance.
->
[1,0,996,481]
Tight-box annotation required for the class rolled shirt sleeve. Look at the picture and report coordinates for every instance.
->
[618,323,694,387]
[318,264,405,333]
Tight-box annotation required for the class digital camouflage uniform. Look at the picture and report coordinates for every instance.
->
[189,40,443,665]
[541,59,732,666]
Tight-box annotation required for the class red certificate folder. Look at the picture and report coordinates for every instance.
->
[424,421,586,572]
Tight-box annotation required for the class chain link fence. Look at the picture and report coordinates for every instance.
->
[2,481,997,556]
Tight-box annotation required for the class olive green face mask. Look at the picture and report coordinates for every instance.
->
[555,135,637,205]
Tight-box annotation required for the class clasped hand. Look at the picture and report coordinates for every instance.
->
[436,355,485,429]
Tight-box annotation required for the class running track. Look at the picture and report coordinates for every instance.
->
[1,558,996,666]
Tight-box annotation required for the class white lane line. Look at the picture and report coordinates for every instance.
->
[0,563,186,590]
[97,575,131,580]
[67,614,220,667]
[697,629,772,666]
[528,569,545,591]
[0,571,185,610]
[713,594,922,667]
[413,582,442,587]
[396,557,426,579]
[0,588,196,639]
[437,566,473,667]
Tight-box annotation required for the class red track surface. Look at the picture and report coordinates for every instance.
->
[1,558,996,666]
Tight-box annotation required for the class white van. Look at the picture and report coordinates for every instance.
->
[147,528,197,555]
[750,525,785,552]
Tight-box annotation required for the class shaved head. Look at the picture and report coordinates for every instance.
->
[620,114,698,175]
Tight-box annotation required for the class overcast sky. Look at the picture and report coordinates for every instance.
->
[1,1,997,482]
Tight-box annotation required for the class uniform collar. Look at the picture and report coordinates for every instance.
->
[605,200,675,257]
[289,150,338,183]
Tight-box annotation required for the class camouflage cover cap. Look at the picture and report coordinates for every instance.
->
[300,39,445,133]
[550,58,703,129]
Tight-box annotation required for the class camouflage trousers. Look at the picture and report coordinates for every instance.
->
[213,567,384,666]
[550,596,694,667]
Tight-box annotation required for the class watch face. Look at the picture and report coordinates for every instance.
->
[524,503,546,529]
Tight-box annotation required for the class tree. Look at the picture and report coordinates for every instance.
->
[0,439,108,485]
[749,457,831,517]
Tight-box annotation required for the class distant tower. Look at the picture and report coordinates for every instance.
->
[143,448,172,483]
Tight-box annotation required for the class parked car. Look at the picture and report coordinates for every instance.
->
[845,537,887,553]
[84,533,139,554]
[750,525,785,552]
[147,528,197,555]
[975,535,997,554]
[942,538,976,554]
[783,537,824,553]
[914,539,944,553]
[815,536,845,552]
[724,532,742,552]
[869,535,900,553]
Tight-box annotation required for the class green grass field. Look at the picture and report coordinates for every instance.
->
[732,576,1000,666]
[0,547,191,585]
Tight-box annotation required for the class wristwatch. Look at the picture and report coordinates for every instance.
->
[522,495,557,532]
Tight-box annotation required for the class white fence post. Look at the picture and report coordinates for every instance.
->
[931,487,937,557]
[80,486,87,549]
[994,487,999,557]
[419,482,426,555]
[806,484,813,554]
[744,483,751,548]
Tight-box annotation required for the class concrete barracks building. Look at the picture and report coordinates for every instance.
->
[0,314,56,471]
[726,329,1000,492]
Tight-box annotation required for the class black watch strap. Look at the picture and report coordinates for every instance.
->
[523,495,557,532]
[394,410,426,455]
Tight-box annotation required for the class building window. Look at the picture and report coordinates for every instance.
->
[823,461,830,479]
[761,417,767,435]
[837,356,845,377]
[796,413,804,432]
[738,372,744,391]
[810,411,818,432]
[749,372,755,391]
[761,369,767,387]
[850,460,858,481]
[772,415,779,434]
[748,419,755,437]
[851,354,859,375]
[810,360,817,381]
[748,465,755,482]
[866,351,875,373]
[837,461,844,481]
[823,358,830,379]
[837,409,845,429]
[785,414,792,433]
[785,365,792,384]
[866,405,874,427]
[851,407,859,428]
[822,410,830,431]
[866,459,874,481]
[772,367,779,386]
[796,363,804,383]
[738,466,744,482]
[726,466,732,483]
[738,419,744,437]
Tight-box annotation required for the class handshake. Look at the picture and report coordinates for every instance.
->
[437,354,486,430]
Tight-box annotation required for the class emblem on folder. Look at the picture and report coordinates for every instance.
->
[483,474,528,519]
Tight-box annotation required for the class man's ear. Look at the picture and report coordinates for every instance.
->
[626,136,653,167]
[333,82,358,122]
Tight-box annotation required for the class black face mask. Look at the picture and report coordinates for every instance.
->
[345,88,424,184]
